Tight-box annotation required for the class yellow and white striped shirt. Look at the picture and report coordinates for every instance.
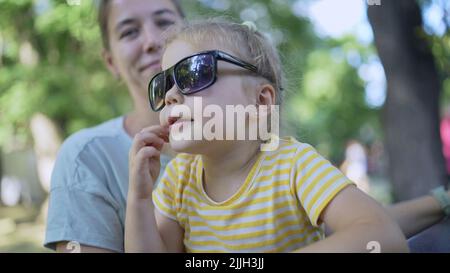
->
[153,137,353,252]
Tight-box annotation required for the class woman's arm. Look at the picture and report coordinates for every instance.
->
[385,190,449,238]
[296,186,409,252]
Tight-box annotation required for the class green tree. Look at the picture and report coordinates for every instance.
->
[0,0,131,152]
[368,0,447,200]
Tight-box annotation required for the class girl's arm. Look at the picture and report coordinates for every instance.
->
[125,198,167,252]
[125,198,184,252]
[125,126,184,253]
[386,190,449,238]
[296,186,409,252]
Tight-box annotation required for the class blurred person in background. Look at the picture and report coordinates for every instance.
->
[340,140,371,194]
[440,105,450,177]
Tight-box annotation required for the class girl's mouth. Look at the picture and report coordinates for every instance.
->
[168,116,194,132]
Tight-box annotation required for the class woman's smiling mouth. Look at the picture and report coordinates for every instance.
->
[139,60,161,73]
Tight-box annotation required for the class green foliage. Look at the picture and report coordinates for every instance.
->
[285,41,380,162]
[0,0,131,150]
[419,0,450,111]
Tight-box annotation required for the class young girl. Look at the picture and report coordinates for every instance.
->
[125,19,409,253]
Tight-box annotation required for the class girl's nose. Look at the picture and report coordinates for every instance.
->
[165,85,184,107]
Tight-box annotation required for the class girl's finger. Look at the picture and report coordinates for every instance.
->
[133,146,161,174]
[140,125,169,141]
[130,131,165,157]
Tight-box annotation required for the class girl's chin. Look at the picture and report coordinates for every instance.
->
[169,139,203,154]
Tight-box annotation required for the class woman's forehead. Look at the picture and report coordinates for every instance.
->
[108,0,179,27]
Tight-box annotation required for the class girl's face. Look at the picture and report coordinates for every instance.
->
[104,0,182,99]
[159,39,259,154]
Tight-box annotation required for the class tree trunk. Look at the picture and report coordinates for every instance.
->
[367,0,447,201]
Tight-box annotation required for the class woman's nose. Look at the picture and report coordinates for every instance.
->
[165,85,184,106]
[142,25,163,53]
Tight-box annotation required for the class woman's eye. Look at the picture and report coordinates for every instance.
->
[157,19,175,29]
[120,28,138,39]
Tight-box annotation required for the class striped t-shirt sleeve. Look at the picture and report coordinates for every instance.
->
[152,159,178,221]
[292,144,353,227]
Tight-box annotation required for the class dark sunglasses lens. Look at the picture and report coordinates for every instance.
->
[175,54,215,94]
[149,73,171,111]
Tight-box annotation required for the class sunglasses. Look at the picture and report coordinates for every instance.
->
[148,50,261,112]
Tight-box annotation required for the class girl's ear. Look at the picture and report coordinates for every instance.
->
[102,49,121,80]
[257,83,276,107]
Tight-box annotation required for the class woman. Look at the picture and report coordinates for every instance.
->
[45,0,184,253]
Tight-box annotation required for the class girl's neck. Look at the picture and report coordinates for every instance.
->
[201,141,262,201]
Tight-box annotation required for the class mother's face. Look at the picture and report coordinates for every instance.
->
[103,0,183,95]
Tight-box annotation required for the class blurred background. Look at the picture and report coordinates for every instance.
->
[0,0,449,252]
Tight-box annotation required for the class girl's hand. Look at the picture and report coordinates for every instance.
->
[128,125,169,200]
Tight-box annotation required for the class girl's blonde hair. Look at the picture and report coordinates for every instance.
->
[164,18,285,104]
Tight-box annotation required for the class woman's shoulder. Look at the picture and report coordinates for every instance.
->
[51,116,128,191]
[57,116,126,164]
